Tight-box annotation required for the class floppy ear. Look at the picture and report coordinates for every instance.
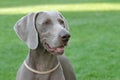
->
[14,13,38,49]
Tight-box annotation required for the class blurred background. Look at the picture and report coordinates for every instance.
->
[0,0,120,80]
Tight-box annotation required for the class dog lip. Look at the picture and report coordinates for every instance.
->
[45,42,64,49]
[45,42,64,54]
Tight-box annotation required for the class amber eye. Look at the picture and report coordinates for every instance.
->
[43,19,51,25]
[58,19,64,25]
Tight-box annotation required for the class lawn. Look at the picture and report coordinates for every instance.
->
[0,0,120,80]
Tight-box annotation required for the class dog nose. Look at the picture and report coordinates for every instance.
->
[59,30,71,42]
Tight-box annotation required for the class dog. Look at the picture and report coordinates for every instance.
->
[14,11,76,80]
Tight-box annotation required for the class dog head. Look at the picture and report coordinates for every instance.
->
[14,11,70,55]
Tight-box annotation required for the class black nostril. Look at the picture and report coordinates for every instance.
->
[59,30,70,41]
[62,34,70,40]
[60,34,71,43]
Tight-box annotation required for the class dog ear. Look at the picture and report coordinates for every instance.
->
[14,13,38,49]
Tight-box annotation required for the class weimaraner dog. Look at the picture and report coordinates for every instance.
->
[14,11,76,80]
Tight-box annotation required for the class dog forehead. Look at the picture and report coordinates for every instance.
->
[43,11,61,19]
[44,11,58,15]
[36,11,62,24]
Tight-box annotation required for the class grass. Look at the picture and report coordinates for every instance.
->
[0,0,120,80]
[66,11,120,79]
[0,3,120,14]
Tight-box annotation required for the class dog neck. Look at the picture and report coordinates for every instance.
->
[26,46,58,73]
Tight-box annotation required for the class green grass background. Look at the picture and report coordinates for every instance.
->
[0,0,120,80]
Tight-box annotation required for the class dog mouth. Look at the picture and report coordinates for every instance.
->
[45,43,65,55]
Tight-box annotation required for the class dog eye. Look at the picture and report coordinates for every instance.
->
[58,19,64,25]
[43,19,51,25]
